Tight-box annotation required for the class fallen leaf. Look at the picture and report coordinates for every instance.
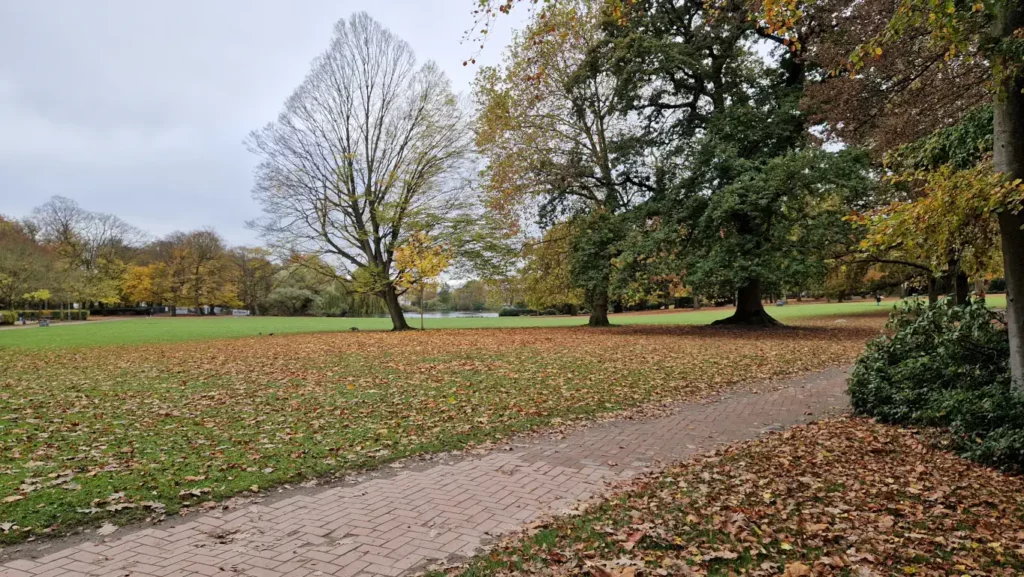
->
[706,550,739,560]
[622,530,645,551]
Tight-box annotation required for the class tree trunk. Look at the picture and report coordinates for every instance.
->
[999,209,1024,386]
[927,276,940,304]
[588,287,611,327]
[382,284,410,331]
[712,279,780,326]
[995,0,1024,388]
[954,271,970,306]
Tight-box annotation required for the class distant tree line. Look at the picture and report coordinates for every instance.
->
[0,196,388,317]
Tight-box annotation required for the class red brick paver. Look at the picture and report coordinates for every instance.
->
[0,367,850,577]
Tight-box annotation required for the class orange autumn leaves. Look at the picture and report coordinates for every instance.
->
[449,418,1024,576]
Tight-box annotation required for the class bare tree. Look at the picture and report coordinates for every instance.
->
[32,196,90,269]
[32,196,145,270]
[31,196,146,308]
[248,12,473,330]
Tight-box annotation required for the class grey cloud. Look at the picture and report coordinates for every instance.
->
[0,0,525,245]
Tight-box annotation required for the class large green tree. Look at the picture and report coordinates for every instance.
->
[590,0,861,324]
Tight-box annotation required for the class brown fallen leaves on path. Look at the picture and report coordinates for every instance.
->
[442,418,1024,576]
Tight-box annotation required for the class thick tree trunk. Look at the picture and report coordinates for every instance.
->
[999,210,1024,385]
[712,279,780,326]
[995,0,1024,388]
[382,284,410,331]
[588,287,611,327]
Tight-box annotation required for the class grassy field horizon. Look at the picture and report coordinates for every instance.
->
[0,297,956,349]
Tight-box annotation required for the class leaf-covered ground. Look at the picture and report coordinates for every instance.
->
[440,418,1024,577]
[0,318,882,544]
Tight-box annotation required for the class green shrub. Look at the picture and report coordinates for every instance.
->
[498,308,520,317]
[849,299,1024,470]
[541,309,559,316]
[0,311,14,325]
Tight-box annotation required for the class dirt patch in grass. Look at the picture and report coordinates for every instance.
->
[442,417,1024,576]
[0,318,882,544]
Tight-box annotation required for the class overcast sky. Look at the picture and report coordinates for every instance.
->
[0,1,525,245]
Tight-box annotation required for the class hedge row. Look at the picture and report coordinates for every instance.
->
[0,310,90,324]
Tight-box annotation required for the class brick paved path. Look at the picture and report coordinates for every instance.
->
[1,367,850,577]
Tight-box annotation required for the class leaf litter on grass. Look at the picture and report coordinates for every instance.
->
[438,418,1024,577]
[0,319,882,544]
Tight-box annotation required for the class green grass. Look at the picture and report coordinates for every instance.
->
[2,297,980,349]
[0,316,880,544]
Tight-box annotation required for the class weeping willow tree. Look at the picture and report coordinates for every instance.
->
[315,281,389,317]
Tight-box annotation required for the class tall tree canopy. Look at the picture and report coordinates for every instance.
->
[0,217,51,309]
[590,0,873,324]
[250,12,474,330]
[763,0,1024,384]
[475,0,651,325]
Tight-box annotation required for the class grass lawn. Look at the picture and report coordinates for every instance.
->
[0,315,885,544]
[440,418,1024,577]
[0,296,980,350]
